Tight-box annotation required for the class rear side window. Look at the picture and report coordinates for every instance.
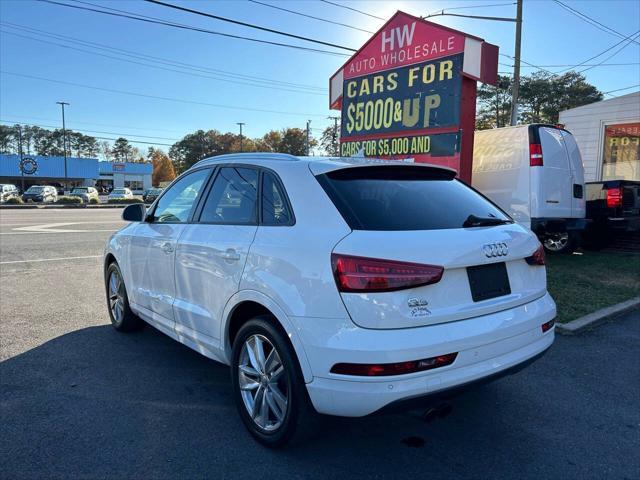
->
[317,167,510,231]
[262,172,293,226]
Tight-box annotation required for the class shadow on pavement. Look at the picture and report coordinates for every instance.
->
[1,317,637,479]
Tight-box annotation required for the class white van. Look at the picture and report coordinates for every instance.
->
[472,124,586,253]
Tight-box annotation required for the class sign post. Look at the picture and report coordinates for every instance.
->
[330,11,499,183]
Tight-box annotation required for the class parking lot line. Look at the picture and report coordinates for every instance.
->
[0,255,102,264]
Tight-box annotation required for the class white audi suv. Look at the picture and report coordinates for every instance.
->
[104,153,556,447]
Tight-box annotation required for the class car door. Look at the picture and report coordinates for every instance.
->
[173,166,259,350]
[127,167,212,334]
[538,126,573,218]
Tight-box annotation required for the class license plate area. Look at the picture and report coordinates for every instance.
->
[466,262,511,302]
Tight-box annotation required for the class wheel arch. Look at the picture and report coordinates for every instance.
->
[222,291,313,383]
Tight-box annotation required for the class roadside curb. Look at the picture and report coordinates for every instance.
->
[0,204,141,209]
[556,297,640,335]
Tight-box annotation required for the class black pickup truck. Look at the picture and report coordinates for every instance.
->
[583,180,640,248]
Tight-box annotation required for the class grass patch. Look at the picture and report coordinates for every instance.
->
[546,250,640,323]
[56,196,83,204]
[4,197,23,204]
[107,197,143,204]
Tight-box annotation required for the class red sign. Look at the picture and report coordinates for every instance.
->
[330,11,499,183]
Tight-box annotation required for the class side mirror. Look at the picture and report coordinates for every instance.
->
[122,203,146,222]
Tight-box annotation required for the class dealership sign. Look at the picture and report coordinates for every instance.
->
[19,157,38,175]
[330,11,499,182]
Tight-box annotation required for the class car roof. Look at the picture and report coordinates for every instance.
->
[193,153,456,176]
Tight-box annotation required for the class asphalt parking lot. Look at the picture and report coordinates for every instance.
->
[1,208,639,479]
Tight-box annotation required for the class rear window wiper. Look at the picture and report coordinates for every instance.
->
[463,214,511,228]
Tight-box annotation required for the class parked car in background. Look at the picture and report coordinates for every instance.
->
[473,124,586,253]
[142,187,163,203]
[104,153,556,447]
[582,180,640,247]
[108,188,134,201]
[22,185,58,203]
[69,186,100,203]
[0,184,19,203]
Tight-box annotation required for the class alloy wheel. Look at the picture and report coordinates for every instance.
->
[543,233,569,252]
[238,334,289,432]
[108,270,125,325]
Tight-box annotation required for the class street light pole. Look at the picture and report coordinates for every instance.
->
[56,101,70,191]
[236,122,245,152]
[17,124,24,192]
[510,0,523,125]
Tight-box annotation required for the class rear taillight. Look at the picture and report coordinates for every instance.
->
[331,254,444,293]
[541,318,555,333]
[330,353,458,376]
[529,143,543,166]
[606,187,623,208]
[525,244,546,265]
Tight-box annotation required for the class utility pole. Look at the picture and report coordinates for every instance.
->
[327,116,340,156]
[236,122,245,152]
[306,120,311,156]
[17,124,24,192]
[56,101,70,191]
[510,0,523,126]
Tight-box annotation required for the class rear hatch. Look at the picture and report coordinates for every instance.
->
[315,164,547,329]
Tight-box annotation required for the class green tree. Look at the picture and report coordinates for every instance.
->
[320,123,340,156]
[111,137,133,161]
[476,75,512,130]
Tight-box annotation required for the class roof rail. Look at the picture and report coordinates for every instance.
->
[193,152,299,168]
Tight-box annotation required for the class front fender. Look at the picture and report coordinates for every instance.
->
[221,290,314,383]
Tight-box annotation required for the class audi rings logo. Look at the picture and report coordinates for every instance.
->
[483,242,509,258]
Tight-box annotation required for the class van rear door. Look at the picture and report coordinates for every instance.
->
[531,126,573,219]
[560,130,586,219]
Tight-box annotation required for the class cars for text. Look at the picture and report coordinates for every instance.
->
[0,184,19,203]
[104,153,556,447]
[22,185,58,203]
[108,188,134,200]
[69,186,99,203]
[473,124,586,253]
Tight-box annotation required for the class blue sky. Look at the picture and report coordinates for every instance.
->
[1,0,639,152]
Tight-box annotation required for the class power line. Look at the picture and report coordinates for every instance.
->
[1,21,326,92]
[319,0,385,21]
[556,29,640,74]
[0,119,180,141]
[0,28,326,96]
[427,2,515,16]
[577,32,640,74]
[247,0,374,34]
[603,84,640,94]
[38,0,349,57]
[144,0,356,52]
[521,62,640,68]
[0,71,329,118]
[0,120,175,147]
[553,0,639,46]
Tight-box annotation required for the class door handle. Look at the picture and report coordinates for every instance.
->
[219,249,240,261]
[161,242,174,254]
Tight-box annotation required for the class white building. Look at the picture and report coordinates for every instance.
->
[559,91,639,182]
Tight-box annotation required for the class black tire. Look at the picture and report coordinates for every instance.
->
[105,262,143,332]
[542,231,578,254]
[230,316,316,448]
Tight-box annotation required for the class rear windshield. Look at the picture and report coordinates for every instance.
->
[112,189,126,194]
[317,166,510,231]
[72,188,88,193]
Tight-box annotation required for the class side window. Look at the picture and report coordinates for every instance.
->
[199,167,258,224]
[262,172,293,225]
[152,168,210,223]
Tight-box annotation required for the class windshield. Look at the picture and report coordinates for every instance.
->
[112,189,127,194]
[26,186,45,193]
[318,166,511,231]
[72,188,88,194]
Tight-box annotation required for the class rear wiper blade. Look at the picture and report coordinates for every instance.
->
[463,214,510,228]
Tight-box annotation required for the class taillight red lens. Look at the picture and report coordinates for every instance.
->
[529,143,543,166]
[525,244,546,265]
[330,353,458,376]
[541,318,555,333]
[331,254,444,293]
[606,187,623,208]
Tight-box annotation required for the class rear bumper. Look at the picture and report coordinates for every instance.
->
[294,292,556,417]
